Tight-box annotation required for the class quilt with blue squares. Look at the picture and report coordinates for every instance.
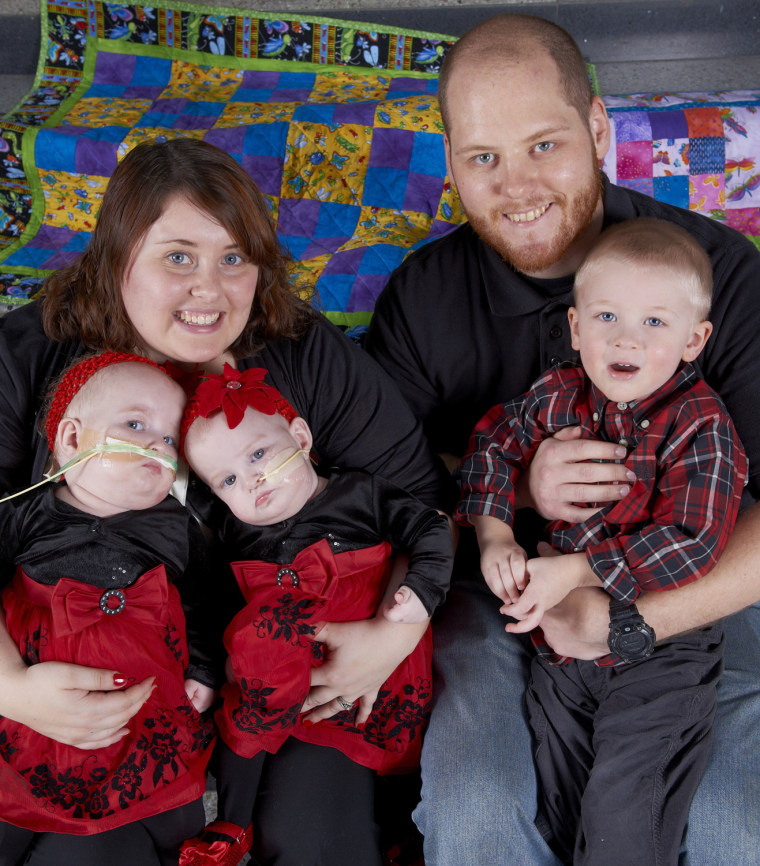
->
[1,1,758,329]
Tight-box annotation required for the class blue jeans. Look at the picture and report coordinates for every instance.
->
[415,571,760,866]
[681,601,760,864]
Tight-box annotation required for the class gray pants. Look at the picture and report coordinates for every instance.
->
[527,624,724,866]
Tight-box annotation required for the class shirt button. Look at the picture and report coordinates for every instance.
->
[640,419,650,429]
[617,402,628,410]
[619,438,628,447]
[592,412,599,422]
[550,326,562,339]
[550,356,561,366]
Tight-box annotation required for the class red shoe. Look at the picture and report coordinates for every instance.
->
[179,820,253,865]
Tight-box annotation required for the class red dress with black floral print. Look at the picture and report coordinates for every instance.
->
[217,539,433,774]
[0,565,214,834]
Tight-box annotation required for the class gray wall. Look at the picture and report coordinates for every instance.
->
[1,0,759,115]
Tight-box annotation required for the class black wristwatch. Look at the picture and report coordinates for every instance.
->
[607,599,656,662]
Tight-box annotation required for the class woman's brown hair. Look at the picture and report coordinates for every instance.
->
[42,137,317,357]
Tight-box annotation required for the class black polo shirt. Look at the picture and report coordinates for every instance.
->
[366,177,760,504]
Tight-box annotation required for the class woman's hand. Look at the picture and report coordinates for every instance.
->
[1,659,155,749]
[517,426,635,522]
[300,616,427,725]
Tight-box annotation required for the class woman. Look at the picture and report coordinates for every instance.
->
[0,138,449,865]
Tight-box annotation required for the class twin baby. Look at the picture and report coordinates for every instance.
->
[0,344,450,862]
[0,217,745,865]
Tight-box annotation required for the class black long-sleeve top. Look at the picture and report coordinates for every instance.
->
[0,486,217,686]
[220,470,453,617]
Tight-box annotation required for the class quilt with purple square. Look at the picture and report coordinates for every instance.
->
[1,1,759,321]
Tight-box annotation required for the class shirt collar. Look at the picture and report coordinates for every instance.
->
[479,238,575,316]
[588,363,698,428]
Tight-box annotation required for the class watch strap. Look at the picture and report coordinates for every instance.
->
[609,598,641,625]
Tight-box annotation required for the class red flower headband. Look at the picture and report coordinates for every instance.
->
[180,365,296,455]
[45,351,167,451]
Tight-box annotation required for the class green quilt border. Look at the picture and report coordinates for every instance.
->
[2,35,451,272]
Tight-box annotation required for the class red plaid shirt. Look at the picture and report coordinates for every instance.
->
[456,362,747,666]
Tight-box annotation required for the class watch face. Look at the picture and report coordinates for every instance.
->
[611,621,655,661]
[617,627,651,656]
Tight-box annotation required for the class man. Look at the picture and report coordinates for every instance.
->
[366,13,760,865]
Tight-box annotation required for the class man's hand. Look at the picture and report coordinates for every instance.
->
[518,426,636,522]
[539,584,610,660]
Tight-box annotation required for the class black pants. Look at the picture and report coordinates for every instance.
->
[0,798,204,866]
[217,738,383,866]
[527,625,724,866]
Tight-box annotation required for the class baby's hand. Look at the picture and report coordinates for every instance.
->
[479,540,527,605]
[384,586,429,624]
[184,678,216,714]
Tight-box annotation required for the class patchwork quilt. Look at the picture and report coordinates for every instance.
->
[1,1,759,330]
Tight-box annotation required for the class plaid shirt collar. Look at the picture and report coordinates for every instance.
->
[586,362,698,437]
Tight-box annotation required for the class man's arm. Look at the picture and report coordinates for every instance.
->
[540,500,760,659]
[640,500,760,638]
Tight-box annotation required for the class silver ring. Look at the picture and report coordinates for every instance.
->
[336,696,354,712]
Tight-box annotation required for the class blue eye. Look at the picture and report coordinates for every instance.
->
[535,141,554,152]
[163,434,176,446]
[598,312,616,322]
[645,317,663,327]
[126,420,145,431]
[222,474,236,488]
[169,252,189,265]
[224,253,244,266]
[251,448,265,462]
[474,153,494,166]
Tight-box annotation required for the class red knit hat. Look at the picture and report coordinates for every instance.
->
[180,365,296,456]
[45,351,167,451]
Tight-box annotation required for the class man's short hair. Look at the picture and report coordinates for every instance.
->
[438,14,593,132]
[575,218,714,321]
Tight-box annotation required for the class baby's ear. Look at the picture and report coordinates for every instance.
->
[682,320,713,363]
[288,416,313,451]
[54,417,83,465]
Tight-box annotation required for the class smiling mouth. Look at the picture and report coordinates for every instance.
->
[610,363,639,373]
[505,204,549,223]
[175,311,221,326]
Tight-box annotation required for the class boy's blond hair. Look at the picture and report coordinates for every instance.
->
[575,218,713,321]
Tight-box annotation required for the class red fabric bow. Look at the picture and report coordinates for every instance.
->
[180,365,297,453]
[50,564,169,637]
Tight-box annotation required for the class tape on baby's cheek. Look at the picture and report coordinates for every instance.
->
[257,448,310,484]
[78,430,178,474]
[0,432,178,505]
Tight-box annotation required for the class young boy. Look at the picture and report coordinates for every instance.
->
[0,352,216,865]
[178,365,453,865]
[456,218,747,864]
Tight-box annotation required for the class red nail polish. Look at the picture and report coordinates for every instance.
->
[113,674,127,687]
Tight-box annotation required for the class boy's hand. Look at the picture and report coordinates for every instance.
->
[502,551,597,633]
[480,539,527,604]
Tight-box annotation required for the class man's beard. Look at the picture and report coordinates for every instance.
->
[467,162,604,275]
